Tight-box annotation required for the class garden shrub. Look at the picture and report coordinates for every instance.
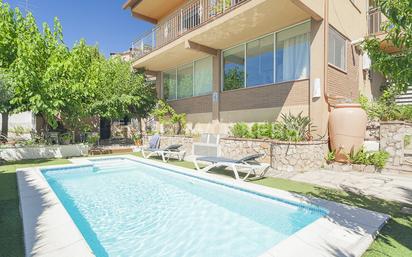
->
[230,112,314,142]
[230,122,250,138]
[359,94,412,121]
[152,100,186,135]
[349,147,389,169]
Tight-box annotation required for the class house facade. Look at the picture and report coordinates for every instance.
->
[123,0,387,136]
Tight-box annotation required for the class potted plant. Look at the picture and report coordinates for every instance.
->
[131,133,142,146]
[60,133,72,145]
[86,134,100,147]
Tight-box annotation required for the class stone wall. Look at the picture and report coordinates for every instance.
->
[380,121,412,170]
[144,135,194,157]
[220,138,328,172]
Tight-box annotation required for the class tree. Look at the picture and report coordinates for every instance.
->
[0,0,18,139]
[91,57,157,133]
[44,40,102,131]
[363,0,412,97]
[0,74,13,140]
[10,13,66,129]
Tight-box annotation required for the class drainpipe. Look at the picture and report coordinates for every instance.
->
[324,0,330,108]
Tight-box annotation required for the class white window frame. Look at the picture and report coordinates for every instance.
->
[328,26,348,72]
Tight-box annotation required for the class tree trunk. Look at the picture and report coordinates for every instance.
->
[136,115,142,135]
[1,112,9,141]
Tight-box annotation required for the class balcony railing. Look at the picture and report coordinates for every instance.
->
[131,0,248,60]
[368,8,382,35]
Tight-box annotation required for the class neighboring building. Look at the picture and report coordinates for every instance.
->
[110,49,134,61]
[0,111,39,140]
[123,0,390,135]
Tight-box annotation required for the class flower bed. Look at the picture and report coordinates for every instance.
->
[0,144,89,161]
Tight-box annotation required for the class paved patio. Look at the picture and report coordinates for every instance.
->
[269,169,412,205]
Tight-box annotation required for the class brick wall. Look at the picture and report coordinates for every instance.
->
[168,94,213,114]
[220,79,309,112]
[328,44,360,100]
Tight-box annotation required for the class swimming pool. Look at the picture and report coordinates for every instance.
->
[41,158,327,257]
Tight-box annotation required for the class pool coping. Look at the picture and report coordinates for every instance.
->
[17,155,390,257]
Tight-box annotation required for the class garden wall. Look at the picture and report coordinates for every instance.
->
[0,144,89,161]
[220,138,328,172]
[380,121,412,171]
[144,135,328,172]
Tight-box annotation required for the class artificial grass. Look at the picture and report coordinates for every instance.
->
[0,155,410,257]
[0,159,70,257]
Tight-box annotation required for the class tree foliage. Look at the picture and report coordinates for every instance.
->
[91,57,157,120]
[0,1,157,133]
[363,0,412,95]
[152,100,186,134]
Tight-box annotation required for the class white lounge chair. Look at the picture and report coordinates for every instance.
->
[141,134,186,162]
[193,154,270,181]
[142,144,186,162]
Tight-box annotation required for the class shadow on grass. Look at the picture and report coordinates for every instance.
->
[0,158,70,257]
[255,177,412,256]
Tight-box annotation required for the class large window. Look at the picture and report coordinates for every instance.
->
[246,34,274,87]
[223,45,245,91]
[163,69,177,100]
[276,22,310,82]
[194,57,213,96]
[222,21,310,91]
[328,27,347,70]
[163,57,212,100]
[177,63,193,99]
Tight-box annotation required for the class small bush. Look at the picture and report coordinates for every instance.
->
[274,112,313,142]
[326,150,336,162]
[349,147,389,169]
[359,94,412,121]
[230,112,313,142]
[250,123,261,139]
[368,151,390,169]
[230,122,250,138]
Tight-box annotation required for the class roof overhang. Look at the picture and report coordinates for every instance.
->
[123,0,186,24]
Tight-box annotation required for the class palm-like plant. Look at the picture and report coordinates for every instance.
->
[277,112,314,141]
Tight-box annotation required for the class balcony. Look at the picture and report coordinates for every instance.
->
[368,8,382,35]
[131,0,249,60]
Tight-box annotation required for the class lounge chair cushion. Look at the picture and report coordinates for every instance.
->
[238,154,264,163]
[196,156,238,163]
[148,134,160,149]
[163,144,182,151]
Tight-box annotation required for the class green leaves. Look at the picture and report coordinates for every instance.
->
[151,100,186,135]
[90,57,157,121]
[363,0,412,94]
[230,112,314,142]
[0,3,157,130]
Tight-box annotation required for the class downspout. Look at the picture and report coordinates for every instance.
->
[324,0,330,108]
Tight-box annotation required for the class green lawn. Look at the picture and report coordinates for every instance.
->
[0,155,411,257]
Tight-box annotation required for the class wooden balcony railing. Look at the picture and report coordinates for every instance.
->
[131,0,248,60]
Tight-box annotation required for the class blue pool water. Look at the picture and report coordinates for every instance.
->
[42,158,327,257]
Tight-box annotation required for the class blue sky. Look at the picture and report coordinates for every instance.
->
[5,0,153,56]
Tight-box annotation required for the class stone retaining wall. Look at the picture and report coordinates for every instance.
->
[380,121,412,169]
[220,138,328,172]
